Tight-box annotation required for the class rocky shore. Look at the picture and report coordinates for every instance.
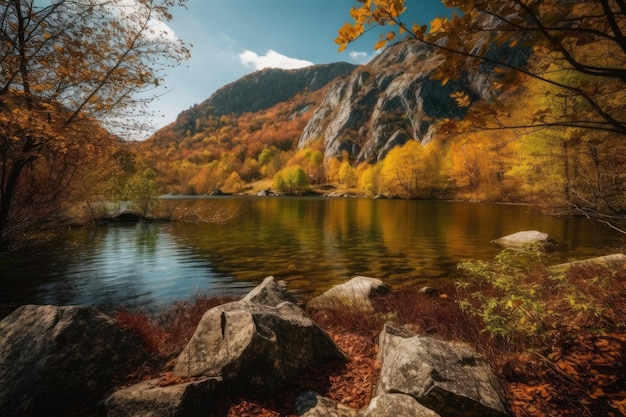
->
[1,230,624,417]
[1,276,508,417]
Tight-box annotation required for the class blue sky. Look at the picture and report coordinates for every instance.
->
[144,0,451,136]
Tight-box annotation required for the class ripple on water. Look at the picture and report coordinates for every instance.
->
[1,198,623,316]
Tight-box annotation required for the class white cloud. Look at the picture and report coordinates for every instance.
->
[349,50,377,65]
[105,0,179,42]
[239,49,314,70]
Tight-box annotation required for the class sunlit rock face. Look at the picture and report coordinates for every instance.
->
[173,62,356,128]
[299,32,529,164]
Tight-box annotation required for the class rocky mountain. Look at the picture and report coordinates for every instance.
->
[166,62,356,137]
[298,40,529,163]
[205,62,357,116]
[143,32,528,175]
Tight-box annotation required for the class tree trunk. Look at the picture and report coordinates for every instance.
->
[0,158,29,245]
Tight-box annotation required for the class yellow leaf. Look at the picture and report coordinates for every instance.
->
[374,39,387,50]
[430,17,445,33]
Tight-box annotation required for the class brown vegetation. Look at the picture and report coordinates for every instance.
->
[114,261,626,417]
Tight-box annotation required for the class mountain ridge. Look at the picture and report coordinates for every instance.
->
[162,62,357,138]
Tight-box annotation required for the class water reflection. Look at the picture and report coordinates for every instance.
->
[1,197,624,317]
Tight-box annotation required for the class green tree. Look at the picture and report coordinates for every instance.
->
[273,165,309,195]
[124,169,160,218]
[258,148,281,178]
[0,0,189,245]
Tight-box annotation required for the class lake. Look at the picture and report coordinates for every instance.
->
[1,197,624,317]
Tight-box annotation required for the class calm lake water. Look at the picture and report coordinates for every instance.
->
[1,197,624,317]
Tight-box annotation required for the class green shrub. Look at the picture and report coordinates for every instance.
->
[272,165,309,194]
[456,251,616,347]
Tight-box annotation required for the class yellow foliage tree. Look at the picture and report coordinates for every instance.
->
[223,171,245,194]
[0,0,190,244]
[380,140,439,198]
[357,162,382,197]
[337,0,626,136]
[273,165,309,195]
[287,147,325,185]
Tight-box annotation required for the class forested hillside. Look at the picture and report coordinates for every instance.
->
[2,0,625,246]
[133,63,356,195]
[131,0,626,219]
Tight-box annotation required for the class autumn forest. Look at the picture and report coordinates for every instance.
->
[2,0,626,245]
[2,1,626,416]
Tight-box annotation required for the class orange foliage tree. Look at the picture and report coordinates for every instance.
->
[138,90,323,194]
[337,0,626,136]
[0,0,189,244]
[338,0,626,218]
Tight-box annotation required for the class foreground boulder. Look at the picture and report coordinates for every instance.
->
[0,305,143,417]
[106,277,345,416]
[307,276,390,312]
[295,390,359,417]
[105,377,221,417]
[296,390,442,417]
[376,323,509,417]
[297,322,508,417]
[363,393,441,417]
[491,230,556,251]
[173,298,344,390]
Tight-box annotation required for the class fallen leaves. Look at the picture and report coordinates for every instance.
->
[502,332,626,417]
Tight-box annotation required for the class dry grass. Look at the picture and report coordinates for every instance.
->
[114,293,238,382]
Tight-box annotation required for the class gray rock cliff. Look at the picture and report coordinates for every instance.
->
[299,36,529,164]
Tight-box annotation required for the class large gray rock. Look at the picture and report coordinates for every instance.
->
[550,253,626,271]
[307,276,390,313]
[491,230,556,250]
[106,277,345,417]
[376,323,509,417]
[295,391,442,417]
[295,390,359,417]
[295,321,506,417]
[362,393,441,417]
[105,376,221,417]
[173,276,344,391]
[0,305,142,417]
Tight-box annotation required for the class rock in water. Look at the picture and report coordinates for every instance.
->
[491,230,556,251]
[307,276,390,313]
